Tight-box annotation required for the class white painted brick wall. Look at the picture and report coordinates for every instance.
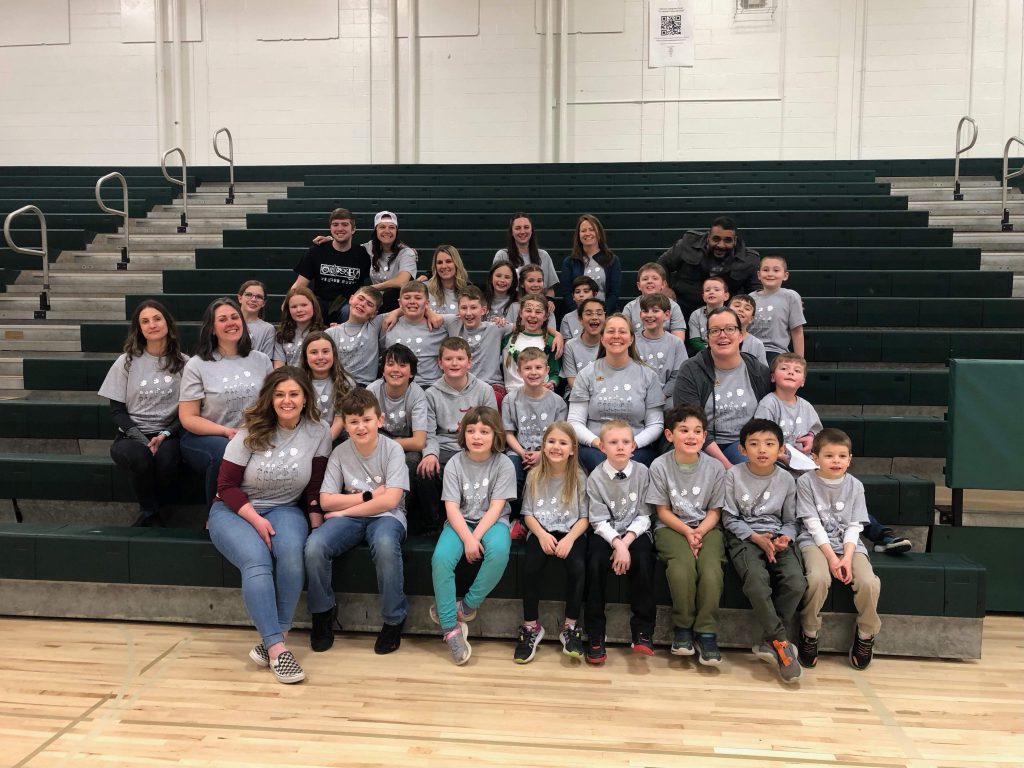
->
[0,0,1019,166]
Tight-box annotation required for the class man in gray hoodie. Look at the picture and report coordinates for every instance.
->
[414,337,498,531]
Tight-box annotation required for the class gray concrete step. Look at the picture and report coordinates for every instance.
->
[895,188,1024,202]
[126,219,247,234]
[197,182,297,193]
[909,201,1024,214]
[55,251,195,270]
[953,232,1024,249]
[0,375,22,390]
[928,216,1021,231]
[9,272,162,294]
[90,233,221,249]
[149,205,258,218]
[0,296,123,321]
[0,324,81,352]
[881,176,1002,188]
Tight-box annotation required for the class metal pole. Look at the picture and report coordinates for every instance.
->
[161,147,189,232]
[1001,136,1024,231]
[95,172,131,269]
[952,116,977,201]
[3,205,50,319]
[213,128,235,204]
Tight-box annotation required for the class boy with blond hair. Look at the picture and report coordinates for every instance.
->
[622,262,687,340]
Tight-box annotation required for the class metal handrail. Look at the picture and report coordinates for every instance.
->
[213,127,235,204]
[953,116,978,200]
[3,205,50,318]
[1001,136,1024,231]
[161,146,189,232]
[95,172,131,270]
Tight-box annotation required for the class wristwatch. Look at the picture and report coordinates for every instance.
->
[362,490,373,502]
[160,430,171,438]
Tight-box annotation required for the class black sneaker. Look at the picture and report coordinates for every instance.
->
[559,627,584,659]
[694,633,722,666]
[374,619,405,655]
[671,627,695,656]
[586,635,607,665]
[873,530,912,554]
[513,624,545,664]
[850,634,875,670]
[798,631,818,668]
[631,632,655,656]
[310,605,338,652]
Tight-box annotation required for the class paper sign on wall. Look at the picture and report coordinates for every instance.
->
[649,0,693,68]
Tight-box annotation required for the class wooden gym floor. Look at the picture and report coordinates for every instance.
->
[1,615,1021,768]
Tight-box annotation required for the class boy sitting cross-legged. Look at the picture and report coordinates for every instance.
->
[723,418,807,683]
[305,389,411,655]
[622,262,687,340]
[584,420,657,664]
[648,405,727,666]
[796,428,882,671]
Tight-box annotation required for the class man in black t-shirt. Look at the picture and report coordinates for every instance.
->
[291,207,370,323]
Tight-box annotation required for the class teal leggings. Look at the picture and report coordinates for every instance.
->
[431,521,512,631]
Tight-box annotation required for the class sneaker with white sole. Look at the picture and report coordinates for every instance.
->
[752,641,776,663]
[873,532,912,555]
[249,643,270,668]
[444,622,472,665]
[513,624,545,664]
[671,627,695,656]
[430,600,477,625]
[270,650,305,684]
[771,639,802,683]
[694,633,723,666]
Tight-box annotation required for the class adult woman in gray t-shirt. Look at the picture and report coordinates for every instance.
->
[98,300,188,526]
[179,298,274,505]
[672,307,772,470]
[208,367,332,685]
[568,313,665,471]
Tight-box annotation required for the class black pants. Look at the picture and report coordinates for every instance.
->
[585,531,656,640]
[109,433,181,516]
[522,531,587,623]
[408,448,455,533]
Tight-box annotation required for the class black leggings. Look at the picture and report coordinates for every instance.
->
[109,434,181,514]
[521,531,587,623]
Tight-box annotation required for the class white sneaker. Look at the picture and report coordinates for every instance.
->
[444,622,472,665]
[269,650,305,684]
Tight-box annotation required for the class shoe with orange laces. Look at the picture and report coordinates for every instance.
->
[771,639,802,683]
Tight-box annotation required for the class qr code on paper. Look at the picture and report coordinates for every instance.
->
[660,14,682,37]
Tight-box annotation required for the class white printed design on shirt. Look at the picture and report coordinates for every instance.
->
[336,324,371,356]
[254,447,302,490]
[136,375,177,409]
[668,484,704,516]
[593,382,636,419]
[462,477,491,512]
[534,495,574,530]
[219,371,257,422]
[737,487,778,530]
[815,497,847,544]
[606,489,640,523]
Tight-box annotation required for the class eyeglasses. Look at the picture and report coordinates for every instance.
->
[707,325,741,337]
[242,292,266,301]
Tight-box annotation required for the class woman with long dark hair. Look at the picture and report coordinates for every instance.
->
[364,211,417,312]
[179,297,274,505]
[208,366,332,684]
[98,300,188,526]
[493,212,558,298]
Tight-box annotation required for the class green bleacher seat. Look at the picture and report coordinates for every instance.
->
[0,401,110,439]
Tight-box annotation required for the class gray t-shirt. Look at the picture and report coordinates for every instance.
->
[326,316,383,386]
[275,326,311,368]
[795,472,869,555]
[559,313,582,340]
[441,451,517,526]
[687,307,710,343]
[179,351,273,429]
[569,359,665,434]
[522,469,589,534]
[501,388,568,452]
[623,297,686,334]
[646,452,726,530]
[311,375,353,430]
[493,249,559,291]
[366,379,430,440]
[749,288,806,354]
[445,318,504,385]
[384,316,449,386]
[428,287,459,315]
[740,333,768,366]
[634,332,689,407]
[221,418,332,512]
[98,351,188,433]
[754,392,823,446]
[561,337,600,379]
[322,434,410,528]
[582,258,607,301]
[587,461,652,536]
[722,464,798,540]
[247,319,278,359]
[363,241,418,284]
[704,362,755,445]
[486,296,518,324]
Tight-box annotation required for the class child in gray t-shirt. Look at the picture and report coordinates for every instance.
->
[432,406,517,663]
[753,353,822,463]
[749,256,806,358]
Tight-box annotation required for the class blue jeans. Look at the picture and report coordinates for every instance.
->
[578,444,661,473]
[304,514,408,624]
[207,501,309,648]
[180,432,229,505]
[431,521,511,630]
[715,441,748,466]
[862,513,887,543]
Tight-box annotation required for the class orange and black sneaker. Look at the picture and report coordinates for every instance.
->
[772,639,802,683]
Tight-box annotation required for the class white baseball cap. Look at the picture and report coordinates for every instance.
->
[374,210,398,227]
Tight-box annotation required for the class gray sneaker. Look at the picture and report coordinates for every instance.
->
[752,641,776,663]
[444,622,472,665]
[771,639,802,684]
[430,600,477,625]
